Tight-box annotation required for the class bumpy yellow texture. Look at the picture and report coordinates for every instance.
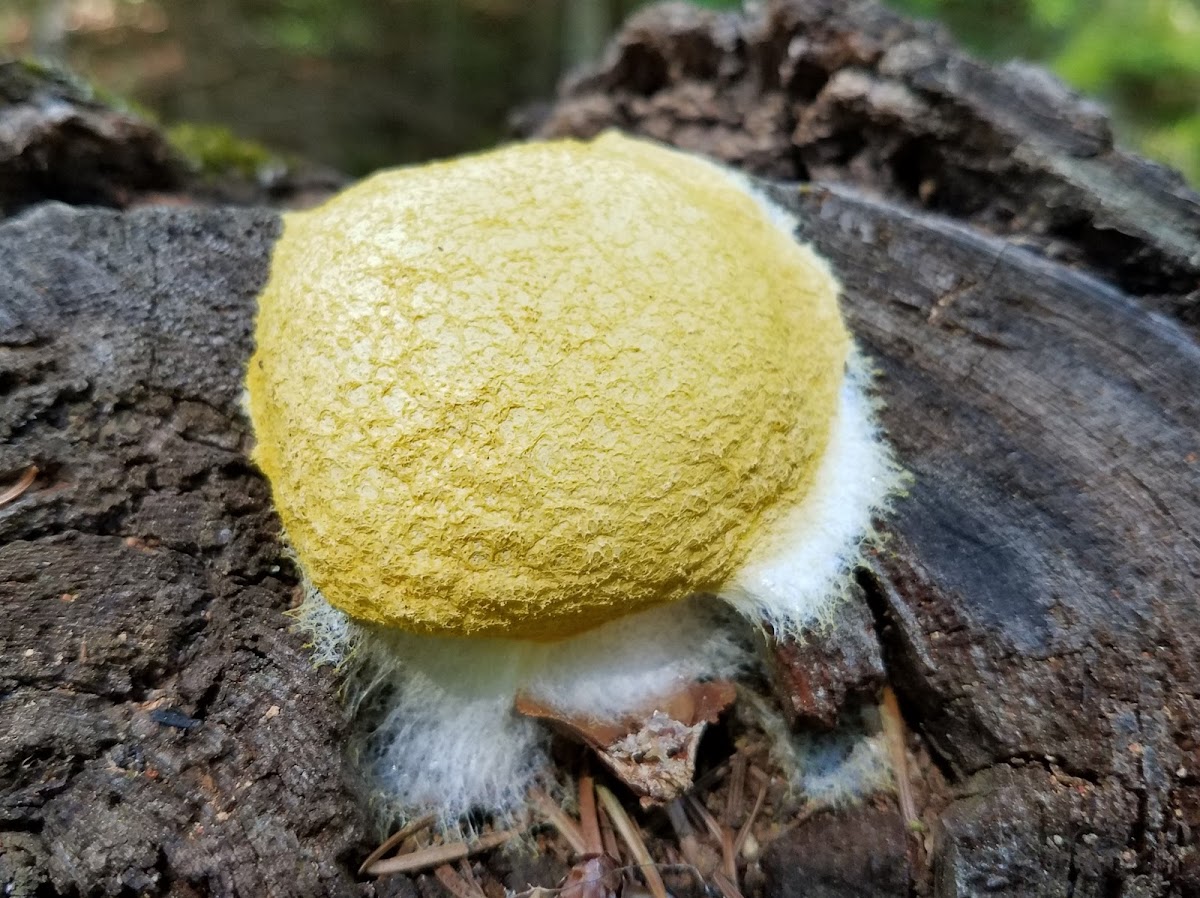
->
[247,132,849,639]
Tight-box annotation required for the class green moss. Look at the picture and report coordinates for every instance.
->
[16,57,58,81]
[3,57,158,123]
[166,122,279,179]
[1,57,89,105]
[91,83,159,123]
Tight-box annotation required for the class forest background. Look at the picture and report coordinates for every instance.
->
[3,0,1198,184]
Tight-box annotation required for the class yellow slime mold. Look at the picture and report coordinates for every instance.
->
[246,132,849,638]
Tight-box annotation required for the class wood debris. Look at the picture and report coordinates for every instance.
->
[531,788,588,856]
[595,784,669,898]
[559,855,621,898]
[355,695,884,897]
[577,770,603,856]
[516,681,736,804]
[433,862,490,898]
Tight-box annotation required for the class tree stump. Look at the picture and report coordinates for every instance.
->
[2,2,1199,896]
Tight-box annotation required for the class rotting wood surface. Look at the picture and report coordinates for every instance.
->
[2,1,1200,896]
[533,4,1200,891]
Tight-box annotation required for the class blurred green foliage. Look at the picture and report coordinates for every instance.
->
[888,0,1200,182]
[1,0,1197,182]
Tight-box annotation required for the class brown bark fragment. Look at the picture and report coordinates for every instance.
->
[767,584,886,730]
[516,682,736,803]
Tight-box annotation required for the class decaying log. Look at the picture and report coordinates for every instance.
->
[0,60,182,214]
[0,59,345,217]
[530,0,1200,325]
[532,2,1200,894]
[2,1,1199,896]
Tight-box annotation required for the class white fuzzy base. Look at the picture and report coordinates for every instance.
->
[746,694,893,810]
[721,358,901,634]
[298,591,747,825]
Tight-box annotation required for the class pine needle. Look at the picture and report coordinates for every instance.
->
[435,864,484,898]
[686,795,737,885]
[578,770,603,856]
[0,466,37,507]
[733,779,769,857]
[665,798,706,871]
[531,787,588,856]
[594,785,669,898]
[358,813,436,875]
[881,686,919,827]
[367,829,516,877]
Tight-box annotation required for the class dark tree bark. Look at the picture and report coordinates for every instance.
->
[2,2,1199,896]
[0,205,370,897]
